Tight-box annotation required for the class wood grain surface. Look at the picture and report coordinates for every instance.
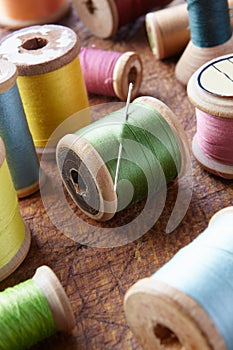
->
[0,1,232,349]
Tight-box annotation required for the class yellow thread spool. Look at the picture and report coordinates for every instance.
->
[0,138,31,282]
[0,24,90,153]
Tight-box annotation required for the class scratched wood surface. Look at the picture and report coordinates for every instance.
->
[0,1,232,349]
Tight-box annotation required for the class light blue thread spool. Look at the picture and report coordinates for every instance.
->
[124,207,233,350]
[0,59,40,197]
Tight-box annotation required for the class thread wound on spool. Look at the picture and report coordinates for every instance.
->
[0,25,90,150]
[79,47,142,100]
[124,207,233,350]
[188,54,233,178]
[0,138,31,282]
[175,0,233,85]
[56,97,186,222]
[73,0,172,38]
[0,0,70,28]
[0,265,75,349]
[0,59,40,196]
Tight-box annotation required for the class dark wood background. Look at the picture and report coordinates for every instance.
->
[0,1,232,349]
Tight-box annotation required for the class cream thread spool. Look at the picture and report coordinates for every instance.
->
[187,53,233,179]
[0,137,31,282]
[0,24,90,155]
[0,0,70,29]
[124,207,233,350]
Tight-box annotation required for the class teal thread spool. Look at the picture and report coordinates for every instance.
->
[175,0,233,85]
[0,265,75,350]
[56,96,188,221]
[0,59,40,198]
[124,207,233,350]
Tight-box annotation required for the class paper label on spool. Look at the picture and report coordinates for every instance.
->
[198,55,233,97]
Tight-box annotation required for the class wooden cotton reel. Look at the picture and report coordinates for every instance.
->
[0,138,31,281]
[73,0,172,39]
[0,0,70,28]
[124,207,233,350]
[188,54,233,179]
[0,24,90,155]
[56,96,188,222]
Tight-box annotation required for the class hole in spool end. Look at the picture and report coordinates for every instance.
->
[22,37,48,51]
[128,66,137,86]
[84,0,96,14]
[70,169,87,197]
[153,324,184,349]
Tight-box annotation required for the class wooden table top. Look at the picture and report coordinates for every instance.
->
[0,1,232,349]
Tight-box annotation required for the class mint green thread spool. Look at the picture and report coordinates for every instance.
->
[0,265,75,350]
[56,96,189,221]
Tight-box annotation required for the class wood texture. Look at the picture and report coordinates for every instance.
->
[0,1,232,349]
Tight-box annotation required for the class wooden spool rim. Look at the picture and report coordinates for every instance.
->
[124,278,225,350]
[73,0,119,38]
[135,96,190,179]
[192,134,233,179]
[32,265,75,332]
[56,133,117,222]
[209,206,233,226]
[0,24,80,76]
[0,137,6,167]
[0,59,18,94]
[187,54,233,118]
[146,12,166,59]
[0,223,31,282]
[175,35,233,86]
[0,1,70,29]
[113,51,143,101]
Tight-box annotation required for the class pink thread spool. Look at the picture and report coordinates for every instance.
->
[188,54,233,179]
[79,47,143,100]
[73,0,172,39]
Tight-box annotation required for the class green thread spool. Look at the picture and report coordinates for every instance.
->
[56,96,188,221]
[0,137,31,282]
[0,265,75,349]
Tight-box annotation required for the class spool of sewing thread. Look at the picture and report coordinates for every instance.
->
[73,0,173,39]
[0,0,70,28]
[79,47,143,100]
[0,59,40,197]
[0,24,90,154]
[146,0,233,60]
[56,96,188,221]
[187,54,233,179]
[175,0,233,86]
[124,206,233,350]
[0,137,31,282]
[0,265,75,349]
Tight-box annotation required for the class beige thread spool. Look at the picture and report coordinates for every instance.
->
[0,137,31,282]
